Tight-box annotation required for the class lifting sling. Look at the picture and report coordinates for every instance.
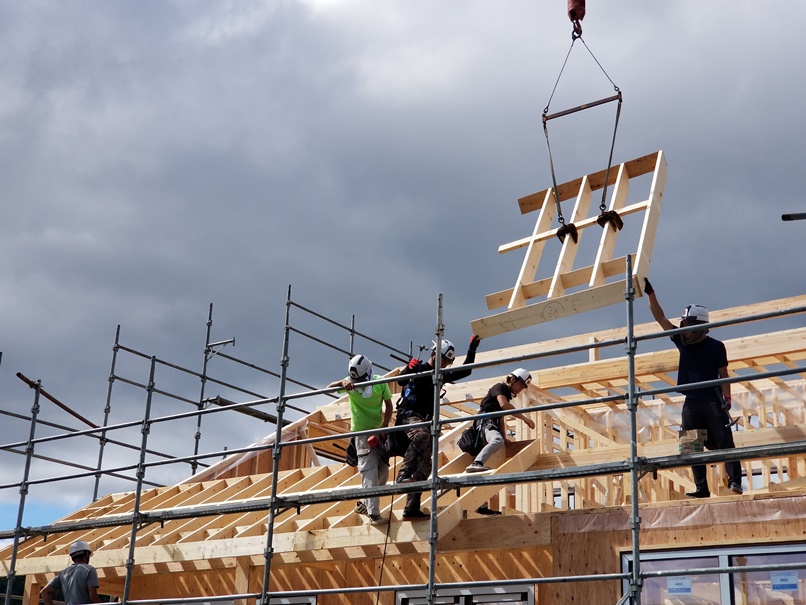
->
[543,1,624,242]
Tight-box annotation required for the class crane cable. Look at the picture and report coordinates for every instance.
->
[542,12,624,242]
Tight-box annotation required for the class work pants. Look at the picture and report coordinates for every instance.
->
[399,414,432,513]
[356,434,389,516]
[682,397,741,490]
[474,424,504,465]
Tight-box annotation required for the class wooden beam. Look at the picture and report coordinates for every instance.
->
[548,175,593,298]
[590,162,630,288]
[471,279,631,339]
[437,439,544,536]
[508,188,556,310]
[517,151,660,215]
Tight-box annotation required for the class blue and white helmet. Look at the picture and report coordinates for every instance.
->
[681,304,709,324]
[432,339,456,362]
[348,355,373,382]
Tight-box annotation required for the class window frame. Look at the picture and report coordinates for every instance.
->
[621,542,806,604]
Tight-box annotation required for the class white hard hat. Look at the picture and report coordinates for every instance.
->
[432,340,455,362]
[69,540,92,557]
[510,368,532,385]
[681,304,709,324]
[348,355,373,382]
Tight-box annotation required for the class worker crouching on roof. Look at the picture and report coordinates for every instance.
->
[465,368,536,515]
[327,355,393,526]
[40,540,101,605]
[395,335,480,519]
[645,278,743,498]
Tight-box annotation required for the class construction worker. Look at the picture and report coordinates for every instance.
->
[644,279,743,498]
[40,539,101,605]
[327,355,393,525]
[466,368,536,514]
[395,335,480,519]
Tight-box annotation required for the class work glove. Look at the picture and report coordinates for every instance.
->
[468,334,481,353]
[644,278,654,295]
[406,357,419,370]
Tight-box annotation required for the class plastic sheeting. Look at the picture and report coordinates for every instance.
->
[558,495,806,534]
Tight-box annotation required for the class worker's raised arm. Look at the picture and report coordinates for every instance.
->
[500,396,536,430]
[644,279,675,331]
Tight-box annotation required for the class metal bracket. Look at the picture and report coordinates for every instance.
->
[135,512,155,531]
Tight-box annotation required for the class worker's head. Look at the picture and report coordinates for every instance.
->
[348,355,373,383]
[680,304,710,344]
[69,540,93,562]
[507,368,532,395]
[348,354,374,397]
[430,340,455,368]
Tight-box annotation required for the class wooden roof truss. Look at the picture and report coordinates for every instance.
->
[471,150,666,338]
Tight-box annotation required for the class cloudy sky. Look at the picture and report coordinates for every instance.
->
[1,1,804,532]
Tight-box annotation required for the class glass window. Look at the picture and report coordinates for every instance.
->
[623,544,806,605]
[732,551,806,605]
[637,557,721,605]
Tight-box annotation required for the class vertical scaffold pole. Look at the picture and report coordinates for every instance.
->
[427,294,446,605]
[625,256,643,604]
[192,303,215,476]
[3,379,42,605]
[349,314,356,357]
[260,285,293,605]
[93,325,121,501]
[121,356,157,605]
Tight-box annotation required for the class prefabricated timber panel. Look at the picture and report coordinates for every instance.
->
[471,150,666,338]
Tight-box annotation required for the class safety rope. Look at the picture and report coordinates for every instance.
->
[374,457,397,605]
[541,32,623,241]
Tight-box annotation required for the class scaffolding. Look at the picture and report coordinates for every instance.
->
[3,273,806,605]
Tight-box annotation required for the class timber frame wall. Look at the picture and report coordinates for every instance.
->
[2,288,806,605]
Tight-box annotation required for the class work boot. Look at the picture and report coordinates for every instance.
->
[355,501,368,517]
[476,505,502,516]
[365,514,388,526]
[402,508,429,520]
[685,488,711,498]
[466,461,491,473]
[728,481,743,495]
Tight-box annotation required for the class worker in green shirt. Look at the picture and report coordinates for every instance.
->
[328,355,393,525]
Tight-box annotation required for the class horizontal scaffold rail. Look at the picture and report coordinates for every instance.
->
[3,437,805,543]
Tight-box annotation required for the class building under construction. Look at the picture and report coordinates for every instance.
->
[2,148,806,605]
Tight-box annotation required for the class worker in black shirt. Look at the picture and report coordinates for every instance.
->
[645,279,742,498]
[395,335,480,519]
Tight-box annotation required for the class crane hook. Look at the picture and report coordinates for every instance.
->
[568,0,585,39]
